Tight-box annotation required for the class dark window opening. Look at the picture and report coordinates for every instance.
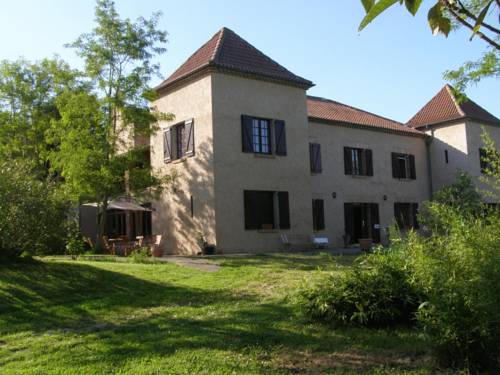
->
[445,149,449,164]
[344,203,380,244]
[392,153,416,179]
[105,210,127,237]
[163,119,194,163]
[309,143,322,173]
[190,195,194,218]
[312,199,325,231]
[394,203,419,230]
[244,190,290,230]
[176,123,186,159]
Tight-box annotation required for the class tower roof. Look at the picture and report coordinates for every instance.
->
[156,27,313,91]
[407,84,500,128]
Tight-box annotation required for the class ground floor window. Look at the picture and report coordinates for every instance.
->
[244,190,290,230]
[394,203,419,230]
[312,199,325,231]
[344,203,380,244]
[105,209,127,237]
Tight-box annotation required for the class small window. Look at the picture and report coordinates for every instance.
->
[391,153,416,179]
[190,195,194,218]
[394,203,419,230]
[312,199,325,231]
[344,147,373,176]
[176,124,186,159]
[309,143,322,173]
[444,150,449,164]
[163,119,195,163]
[244,190,290,230]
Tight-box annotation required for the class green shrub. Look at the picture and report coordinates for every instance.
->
[298,202,500,371]
[297,248,421,326]
[128,247,152,263]
[410,203,500,370]
[64,221,86,255]
[0,161,69,257]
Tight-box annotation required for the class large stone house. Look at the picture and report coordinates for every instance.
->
[108,27,500,254]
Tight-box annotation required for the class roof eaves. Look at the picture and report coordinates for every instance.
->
[308,117,427,138]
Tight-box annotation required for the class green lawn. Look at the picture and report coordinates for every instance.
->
[0,253,442,374]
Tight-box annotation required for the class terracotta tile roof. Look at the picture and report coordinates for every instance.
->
[156,27,313,91]
[407,84,500,128]
[307,96,424,136]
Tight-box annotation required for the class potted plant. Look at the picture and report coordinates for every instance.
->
[358,238,373,252]
[196,231,216,255]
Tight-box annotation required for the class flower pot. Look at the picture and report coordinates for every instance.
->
[151,246,163,257]
[202,244,216,255]
[358,238,373,252]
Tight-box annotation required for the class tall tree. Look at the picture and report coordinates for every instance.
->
[0,58,81,176]
[358,0,500,92]
[50,0,172,245]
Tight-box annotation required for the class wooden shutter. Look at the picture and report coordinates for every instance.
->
[243,191,258,229]
[344,147,352,175]
[409,155,416,179]
[163,128,172,163]
[365,149,373,176]
[391,152,399,178]
[310,143,322,173]
[241,115,253,153]
[344,203,354,244]
[274,120,287,156]
[370,203,380,243]
[184,119,194,157]
[313,199,325,231]
[278,191,290,229]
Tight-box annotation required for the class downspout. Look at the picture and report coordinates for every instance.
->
[425,127,434,200]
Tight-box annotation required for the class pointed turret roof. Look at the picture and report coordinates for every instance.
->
[156,27,313,92]
[407,84,500,128]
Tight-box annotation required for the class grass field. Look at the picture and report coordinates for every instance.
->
[0,253,444,374]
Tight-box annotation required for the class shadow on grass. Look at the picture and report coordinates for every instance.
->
[0,258,431,373]
[0,259,241,334]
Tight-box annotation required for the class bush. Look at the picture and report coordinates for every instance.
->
[64,221,86,255]
[410,203,500,370]
[0,161,69,257]
[128,247,152,263]
[297,248,422,327]
[298,203,500,371]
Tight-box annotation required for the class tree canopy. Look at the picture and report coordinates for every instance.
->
[359,1,500,92]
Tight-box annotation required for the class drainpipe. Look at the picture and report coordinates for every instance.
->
[425,128,434,200]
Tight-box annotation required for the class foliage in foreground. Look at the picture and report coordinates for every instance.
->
[0,161,69,257]
[298,202,500,371]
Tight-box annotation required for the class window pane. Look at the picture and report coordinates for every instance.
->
[397,157,407,178]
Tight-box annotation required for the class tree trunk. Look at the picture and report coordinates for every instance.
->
[95,196,108,252]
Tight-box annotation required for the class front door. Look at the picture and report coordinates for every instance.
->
[344,203,380,244]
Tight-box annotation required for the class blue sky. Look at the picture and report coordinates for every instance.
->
[1,0,498,122]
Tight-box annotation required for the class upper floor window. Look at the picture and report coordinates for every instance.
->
[242,115,287,156]
[164,119,194,163]
[391,152,416,179]
[252,118,271,154]
[309,143,322,173]
[344,147,373,176]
